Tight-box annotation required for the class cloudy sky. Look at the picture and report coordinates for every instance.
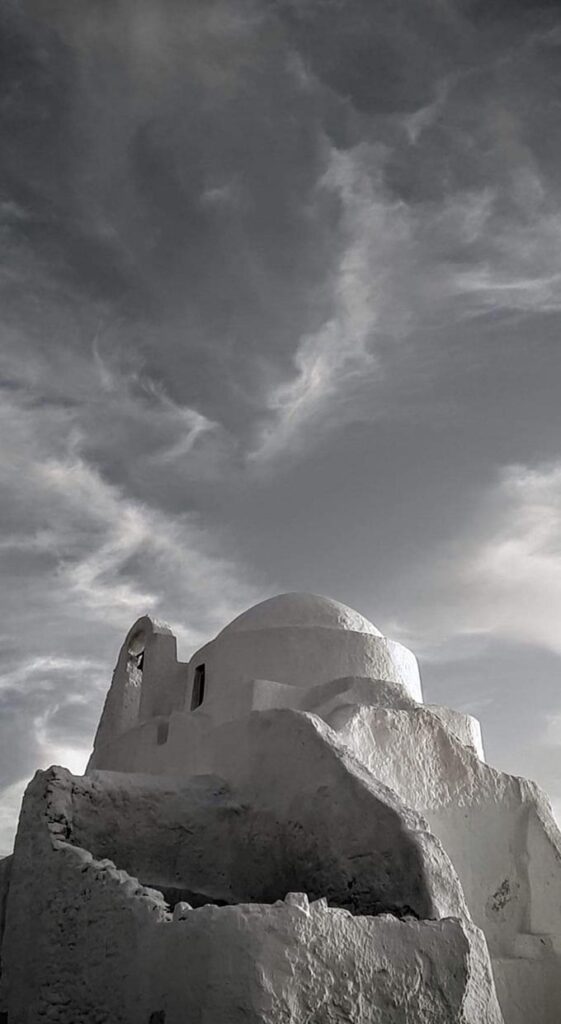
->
[2,0,561,852]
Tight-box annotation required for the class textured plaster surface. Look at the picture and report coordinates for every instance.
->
[88,606,422,772]
[92,617,188,759]
[186,626,422,710]
[0,768,502,1024]
[151,903,502,1024]
[219,592,384,636]
[0,854,11,993]
[334,705,561,944]
[6,597,561,1023]
[23,708,471,920]
[89,708,470,921]
[1,769,168,1024]
[331,702,561,1023]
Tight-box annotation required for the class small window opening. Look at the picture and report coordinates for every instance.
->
[191,664,205,710]
[156,721,169,745]
[126,632,145,685]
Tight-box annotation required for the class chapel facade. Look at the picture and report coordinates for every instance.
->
[1,594,561,1023]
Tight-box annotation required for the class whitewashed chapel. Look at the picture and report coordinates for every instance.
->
[1,593,561,1022]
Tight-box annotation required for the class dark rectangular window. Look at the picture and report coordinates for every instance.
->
[191,664,205,709]
[156,721,169,745]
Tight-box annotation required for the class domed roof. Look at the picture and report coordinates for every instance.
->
[220,593,382,637]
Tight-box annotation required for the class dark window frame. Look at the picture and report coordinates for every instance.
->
[191,664,205,710]
[156,721,169,745]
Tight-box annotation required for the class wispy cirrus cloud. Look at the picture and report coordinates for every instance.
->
[0,385,266,852]
[248,157,561,465]
[249,144,416,462]
[0,388,263,644]
[446,170,561,317]
[459,463,561,654]
[396,461,561,660]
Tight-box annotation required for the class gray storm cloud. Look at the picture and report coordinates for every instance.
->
[1,0,561,851]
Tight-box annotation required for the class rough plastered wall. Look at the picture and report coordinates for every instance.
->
[423,705,484,760]
[142,900,503,1024]
[0,768,503,1024]
[91,617,187,761]
[87,707,474,917]
[66,770,434,915]
[88,672,484,778]
[88,708,468,919]
[74,701,472,921]
[331,703,561,1024]
[331,704,561,945]
[170,708,469,921]
[0,854,12,1012]
[186,626,422,711]
[0,767,168,1023]
[85,665,560,1023]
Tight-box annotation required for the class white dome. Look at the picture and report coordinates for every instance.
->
[219,593,382,637]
